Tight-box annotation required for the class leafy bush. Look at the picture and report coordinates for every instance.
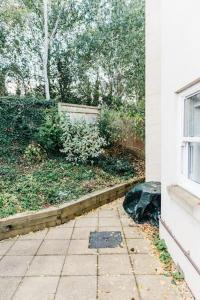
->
[99,101,145,146]
[0,96,55,160]
[36,110,62,152]
[97,156,134,178]
[60,116,106,164]
[24,143,47,164]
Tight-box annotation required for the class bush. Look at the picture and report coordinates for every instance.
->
[60,116,106,164]
[99,101,145,146]
[36,110,62,152]
[24,143,47,164]
[97,156,134,178]
[0,96,55,160]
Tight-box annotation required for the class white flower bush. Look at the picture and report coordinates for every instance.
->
[60,116,106,164]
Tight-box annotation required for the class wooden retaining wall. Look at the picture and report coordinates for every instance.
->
[0,177,144,241]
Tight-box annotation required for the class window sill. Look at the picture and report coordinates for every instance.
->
[167,185,200,224]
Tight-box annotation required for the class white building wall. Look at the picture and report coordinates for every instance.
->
[160,1,200,297]
[145,0,161,181]
[146,0,200,298]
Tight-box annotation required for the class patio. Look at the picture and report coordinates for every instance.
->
[0,199,192,300]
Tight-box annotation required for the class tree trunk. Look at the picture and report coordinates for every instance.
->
[43,0,50,100]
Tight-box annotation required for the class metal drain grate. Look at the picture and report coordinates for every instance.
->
[89,231,122,249]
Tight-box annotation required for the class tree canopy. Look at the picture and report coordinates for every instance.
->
[0,0,144,105]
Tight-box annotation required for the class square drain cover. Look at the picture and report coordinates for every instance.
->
[89,231,122,249]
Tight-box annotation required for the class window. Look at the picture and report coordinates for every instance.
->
[179,86,200,197]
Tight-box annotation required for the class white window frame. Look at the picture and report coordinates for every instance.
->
[178,82,200,198]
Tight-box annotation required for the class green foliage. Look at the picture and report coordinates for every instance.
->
[0,157,129,218]
[24,143,47,164]
[154,236,172,265]
[0,0,145,105]
[100,102,145,145]
[0,96,55,161]
[60,116,107,164]
[97,156,134,178]
[36,110,62,152]
[172,271,184,281]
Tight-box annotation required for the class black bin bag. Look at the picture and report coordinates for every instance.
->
[123,181,161,226]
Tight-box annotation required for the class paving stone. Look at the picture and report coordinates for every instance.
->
[0,240,16,255]
[13,276,59,300]
[131,254,163,275]
[72,227,97,240]
[62,254,97,275]
[99,209,118,218]
[0,256,33,276]
[60,219,75,227]
[7,240,41,256]
[98,254,132,275]
[75,217,98,227]
[120,217,136,227]
[45,227,73,240]
[37,240,70,255]
[123,226,143,239]
[127,239,152,254]
[55,276,97,300]
[136,275,181,300]
[99,217,121,227]
[82,210,98,218]
[68,239,97,255]
[27,255,65,276]
[0,277,22,300]
[18,229,48,240]
[98,275,139,300]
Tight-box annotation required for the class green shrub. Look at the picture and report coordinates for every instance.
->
[0,96,55,160]
[60,116,106,164]
[24,143,47,164]
[97,156,134,178]
[99,108,123,146]
[36,110,62,152]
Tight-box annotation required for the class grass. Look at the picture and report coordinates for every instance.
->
[0,155,136,219]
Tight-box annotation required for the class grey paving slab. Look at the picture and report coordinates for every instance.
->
[26,255,65,276]
[62,254,97,275]
[18,229,48,240]
[98,254,132,275]
[37,240,70,255]
[136,275,182,300]
[72,227,97,240]
[127,238,152,254]
[0,277,22,300]
[75,217,98,227]
[68,239,97,255]
[45,227,73,240]
[55,276,97,300]
[99,208,118,218]
[7,240,41,256]
[123,226,143,239]
[0,240,16,255]
[60,219,75,227]
[131,254,163,275]
[13,276,59,300]
[0,256,33,276]
[98,275,140,300]
[99,217,121,227]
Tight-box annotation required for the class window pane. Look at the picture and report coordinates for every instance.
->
[188,142,200,184]
[184,93,200,137]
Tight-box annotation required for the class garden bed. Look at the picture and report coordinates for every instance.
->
[0,153,144,219]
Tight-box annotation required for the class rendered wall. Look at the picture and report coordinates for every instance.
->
[145,0,161,181]
[160,1,200,298]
